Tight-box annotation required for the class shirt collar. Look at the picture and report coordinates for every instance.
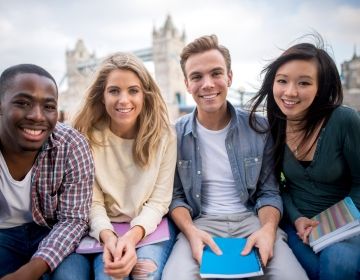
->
[185,101,237,138]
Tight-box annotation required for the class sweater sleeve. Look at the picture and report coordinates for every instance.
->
[131,132,177,236]
[89,179,114,241]
[282,191,303,223]
[343,109,360,209]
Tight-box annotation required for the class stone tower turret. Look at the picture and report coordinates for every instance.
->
[152,15,187,120]
[59,39,95,120]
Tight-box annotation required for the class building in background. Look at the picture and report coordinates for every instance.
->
[342,47,360,111]
[59,15,187,122]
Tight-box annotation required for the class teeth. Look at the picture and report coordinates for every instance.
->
[116,108,132,113]
[202,94,217,99]
[283,100,298,105]
[23,128,42,136]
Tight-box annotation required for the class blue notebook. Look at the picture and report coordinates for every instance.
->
[200,237,264,279]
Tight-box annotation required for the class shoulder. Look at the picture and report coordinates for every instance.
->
[51,122,89,147]
[175,113,193,134]
[233,107,270,134]
[329,105,360,126]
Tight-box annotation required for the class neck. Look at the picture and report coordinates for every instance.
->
[110,122,137,139]
[286,120,303,133]
[0,144,38,181]
[196,104,231,131]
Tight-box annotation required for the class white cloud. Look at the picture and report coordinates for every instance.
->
[0,0,359,93]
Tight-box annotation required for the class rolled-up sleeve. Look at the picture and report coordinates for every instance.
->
[254,133,283,215]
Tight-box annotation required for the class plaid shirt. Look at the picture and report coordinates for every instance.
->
[31,122,94,271]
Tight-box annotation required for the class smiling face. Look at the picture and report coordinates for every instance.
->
[273,59,318,121]
[184,49,232,121]
[103,69,144,139]
[0,73,58,154]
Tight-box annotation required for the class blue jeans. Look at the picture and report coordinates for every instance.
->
[281,221,360,280]
[0,222,90,280]
[92,218,177,280]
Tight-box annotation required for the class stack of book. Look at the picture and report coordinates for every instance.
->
[309,197,360,253]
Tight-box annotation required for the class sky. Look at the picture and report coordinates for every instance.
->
[1,0,359,94]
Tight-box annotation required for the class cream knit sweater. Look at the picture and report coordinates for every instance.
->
[89,126,176,241]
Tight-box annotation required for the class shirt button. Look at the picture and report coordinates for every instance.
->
[196,194,200,198]
[197,170,201,175]
[178,161,182,165]
[254,157,258,162]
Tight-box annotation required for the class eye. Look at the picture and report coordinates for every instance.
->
[190,75,201,81]
[212,71,222,77]
[13,100,31,107]
[108,88,119,95]
[44,104,57,111]
[276,79,287,84]
[128,88,140,95]
[299,81,311,86]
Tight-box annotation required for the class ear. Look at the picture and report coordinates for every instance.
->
[227,70,233,87]
[185,79,191,93]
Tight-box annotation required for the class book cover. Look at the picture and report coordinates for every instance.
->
[200,237,263,279]
[76,217,170,254]
[309,197,360,253]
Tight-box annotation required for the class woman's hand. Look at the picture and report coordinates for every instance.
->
[100,226,144,278]
[294,217,319,244]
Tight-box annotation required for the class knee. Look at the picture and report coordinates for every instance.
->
[320,244,359,278]
[131,259,157,280]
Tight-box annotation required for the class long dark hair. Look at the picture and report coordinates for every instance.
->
[249,38,343,180]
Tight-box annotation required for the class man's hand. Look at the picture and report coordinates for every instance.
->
[241,224,276,267]
[294,217,319,244]
[0,258,49,280]
[185,225,222,264]
[241,206,280,267]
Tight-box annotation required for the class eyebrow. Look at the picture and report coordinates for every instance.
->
[13,92,57,103]
[188,67,225,77]
[275,73,314,79]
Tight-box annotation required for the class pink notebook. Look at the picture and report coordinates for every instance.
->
[76,217,170,254]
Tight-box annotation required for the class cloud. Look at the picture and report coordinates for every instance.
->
[0,0,358,92]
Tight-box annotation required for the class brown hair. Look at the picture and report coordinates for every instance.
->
[180,34,231,78]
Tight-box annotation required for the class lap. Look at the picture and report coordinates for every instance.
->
[94,218,177,280]
[163,213,308,280]
[0,223,49,277]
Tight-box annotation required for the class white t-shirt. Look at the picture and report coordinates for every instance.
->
[196,119,247,215]
[0,151,33,228]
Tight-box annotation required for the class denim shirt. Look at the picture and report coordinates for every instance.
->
[170,102,282,219]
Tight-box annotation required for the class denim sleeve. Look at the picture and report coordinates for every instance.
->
[169,164,193,216]
[254,133,283,215]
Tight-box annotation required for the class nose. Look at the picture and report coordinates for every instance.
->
[117,92,130,104]
[27,104,46,121]
[201,75,215,90]
[284,83,298,97]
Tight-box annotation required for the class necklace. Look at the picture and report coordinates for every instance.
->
[294,146,299,157]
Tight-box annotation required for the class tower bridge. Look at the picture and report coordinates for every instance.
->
[59,15,251,122]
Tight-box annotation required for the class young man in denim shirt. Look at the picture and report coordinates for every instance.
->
[162,35,308,280]
[0,64,94,280]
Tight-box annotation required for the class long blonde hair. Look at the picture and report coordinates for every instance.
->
[73,52,170,167]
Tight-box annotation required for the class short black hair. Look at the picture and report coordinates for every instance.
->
[0,64,58,99]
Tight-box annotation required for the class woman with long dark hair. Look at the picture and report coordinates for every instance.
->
[249,38,360,280]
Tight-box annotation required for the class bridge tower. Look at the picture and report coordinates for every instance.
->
[152,15,187,120]
[59,39,95,120]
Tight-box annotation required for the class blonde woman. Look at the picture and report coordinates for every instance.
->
[74,52,177,280]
